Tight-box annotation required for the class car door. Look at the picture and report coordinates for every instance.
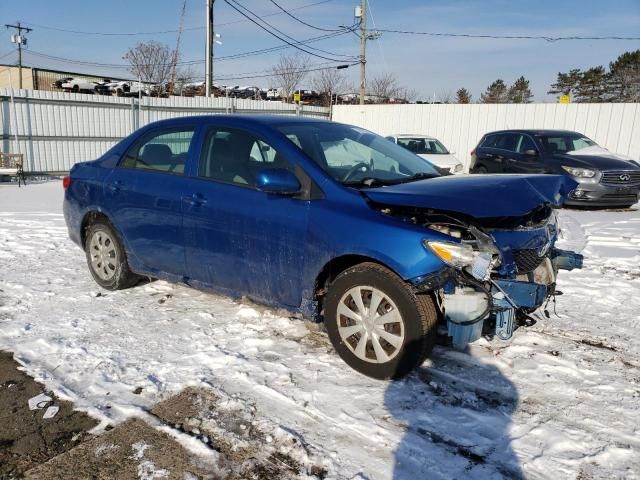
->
[104,126,197,278]
[182,125,310,308]
[475,134,502,172]
[508,134,548,174]
[492,133,520,172]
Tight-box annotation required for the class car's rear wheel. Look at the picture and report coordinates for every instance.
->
[324,262,437,380]
[473,165,488,174]
[85,220,140,290]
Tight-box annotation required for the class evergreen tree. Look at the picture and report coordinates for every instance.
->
[508,76,533,103]
[575,66,608,102]
[480,79,508,103]
[456,88,472,104]
[608,50,640,102]
[548,69,582,99]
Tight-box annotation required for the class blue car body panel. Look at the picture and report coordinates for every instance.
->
[64,115,576,318]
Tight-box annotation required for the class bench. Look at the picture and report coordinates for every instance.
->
[0,153,26,187]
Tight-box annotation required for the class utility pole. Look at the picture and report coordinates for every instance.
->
[358,0,366,105]
[5,22,32,89]
[205,0,215,97]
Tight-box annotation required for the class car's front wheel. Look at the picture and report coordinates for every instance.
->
[324,262,437,380]
[85,220,140,290]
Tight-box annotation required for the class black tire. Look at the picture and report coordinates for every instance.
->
[473,165,488,174]
[84,220,140,290]
[324,262,437,380]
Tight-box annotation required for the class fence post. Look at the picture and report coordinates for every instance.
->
[131,97,140,132]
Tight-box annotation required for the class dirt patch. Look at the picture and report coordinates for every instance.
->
[24,417,219,480]
[152,387,329,480]
[0,351,97,478]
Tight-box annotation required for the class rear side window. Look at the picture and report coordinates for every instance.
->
[481,134,497,148]
[121,128,195,174]
[493,134,519,152]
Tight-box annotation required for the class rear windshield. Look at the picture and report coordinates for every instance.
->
[396,137,449,155]
[536,135,597,154]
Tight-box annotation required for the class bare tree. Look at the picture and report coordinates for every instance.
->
[311,67,346,106]
[399,87,419,103]
[367,72,401,102]
[270,53,310,103]
[124,41,176,86]
[437,89,455,104]
[174,66,199,95]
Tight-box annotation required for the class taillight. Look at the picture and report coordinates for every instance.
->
[470,148,476,156]
[62,176,71,189]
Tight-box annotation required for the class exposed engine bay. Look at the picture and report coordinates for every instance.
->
[374,202,584,350]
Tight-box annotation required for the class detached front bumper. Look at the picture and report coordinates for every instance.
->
[415,248,583,350]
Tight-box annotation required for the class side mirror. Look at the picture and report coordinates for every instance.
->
[524,149,538,157]
[256,168,301,195]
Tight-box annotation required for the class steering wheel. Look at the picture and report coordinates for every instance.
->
[341,162,370,182]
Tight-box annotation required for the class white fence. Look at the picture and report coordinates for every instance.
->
[0,88,329,173]
[332,103,640,170]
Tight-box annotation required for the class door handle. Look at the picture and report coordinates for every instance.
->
[184,193,207,207]
[108,180,122,192]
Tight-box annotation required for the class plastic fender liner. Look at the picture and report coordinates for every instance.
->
[492,279,548,309]
[409,267,456,293]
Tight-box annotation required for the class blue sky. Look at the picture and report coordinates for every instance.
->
[1,0,639,101]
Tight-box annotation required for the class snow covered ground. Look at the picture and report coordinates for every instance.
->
[0,180,639,479]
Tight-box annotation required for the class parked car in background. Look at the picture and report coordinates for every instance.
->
[51,77,73,89]
[61,77,102,93]
[386,134,464,174]
[470,129,640,208]
[63,116,583,379]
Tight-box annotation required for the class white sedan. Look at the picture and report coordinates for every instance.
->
[386,134,464,174]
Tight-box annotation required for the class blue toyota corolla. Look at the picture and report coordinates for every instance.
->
[63,115,583,379]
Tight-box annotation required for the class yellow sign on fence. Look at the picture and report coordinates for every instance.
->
[293,92,301,103]
[559,95,571,104]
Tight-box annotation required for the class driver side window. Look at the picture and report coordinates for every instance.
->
[198,128,292,187]
[121,128,195,174]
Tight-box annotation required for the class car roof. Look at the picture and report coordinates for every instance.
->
[483,129,582,136]
[140,114,330,130]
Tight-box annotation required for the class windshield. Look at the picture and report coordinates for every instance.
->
[397,137,449,155]
[536,134,597,154]
[277,123,439,186]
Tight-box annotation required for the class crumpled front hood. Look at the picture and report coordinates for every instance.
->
[362,174,577,218]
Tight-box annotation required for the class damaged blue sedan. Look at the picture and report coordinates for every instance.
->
[63,116,583,379]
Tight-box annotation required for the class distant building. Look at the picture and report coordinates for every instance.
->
[0,64,132,91]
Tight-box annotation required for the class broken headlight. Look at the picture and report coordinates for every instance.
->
[425,241,496,281]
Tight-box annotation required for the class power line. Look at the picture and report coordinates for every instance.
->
[216,61,357,81]
[227,0,357,60]
[223,0,357,62]
[22,0,334,37]
[267,0,345,32]
[374,29,640,42]
[22,30,352,70]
